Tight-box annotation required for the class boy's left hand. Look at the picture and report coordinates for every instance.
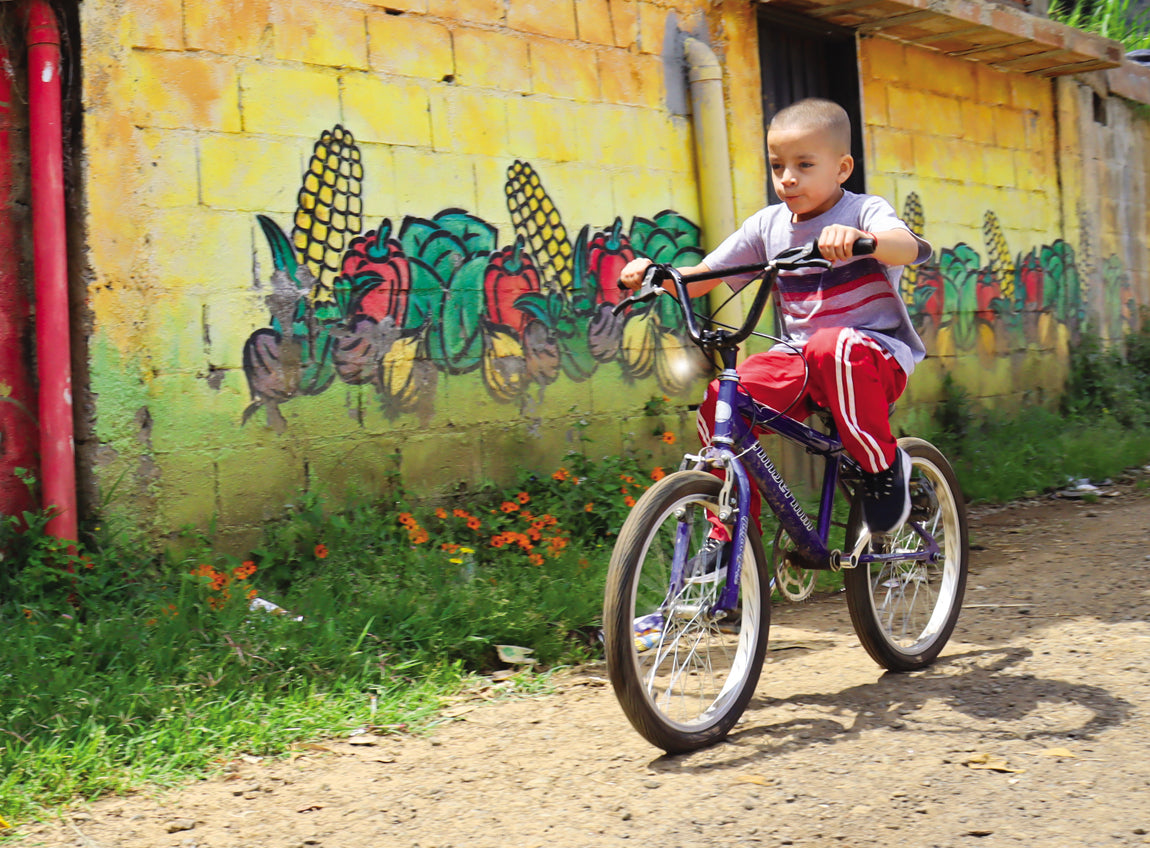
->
[817,225,868,263]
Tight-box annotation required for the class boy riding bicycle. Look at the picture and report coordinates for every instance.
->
[620,98,932,562]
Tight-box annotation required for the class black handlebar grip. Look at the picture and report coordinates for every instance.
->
[854,236,877,256]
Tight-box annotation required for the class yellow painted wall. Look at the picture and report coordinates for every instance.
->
[76,0,1148,542]
[81,0,724,545]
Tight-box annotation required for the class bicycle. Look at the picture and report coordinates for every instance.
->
[602,238,969,753]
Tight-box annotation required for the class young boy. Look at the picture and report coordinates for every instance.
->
[620,98,931,563]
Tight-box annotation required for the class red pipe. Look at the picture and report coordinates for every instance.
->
[25,0,76,542]
[0,24,38,519]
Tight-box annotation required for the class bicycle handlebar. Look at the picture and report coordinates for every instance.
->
[613,236,876,349]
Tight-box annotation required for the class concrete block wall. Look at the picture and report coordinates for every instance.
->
[80,0,718,545]
[70,0,1150,542]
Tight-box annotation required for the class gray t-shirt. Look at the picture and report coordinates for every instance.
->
[704,190,932,376]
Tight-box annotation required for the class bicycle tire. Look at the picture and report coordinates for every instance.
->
[603,470,771,753]
[843,437,969,671]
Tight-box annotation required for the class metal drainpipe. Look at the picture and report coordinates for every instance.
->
[0,23,37,518]
[25,0,77,542]
[682,37,746,324]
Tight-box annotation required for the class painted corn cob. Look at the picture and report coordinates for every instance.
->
[505,159,573,293]
[292,125,364,302]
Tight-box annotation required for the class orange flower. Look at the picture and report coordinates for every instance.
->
[247,588,258,600]
[467,516,482,531]
[398,512,415,527]
[619,475,635,484]
[551,468,569,482]
[528,553,544,566]
[584,502,594,513]
[410,528,429,545]
[501,501,519,513]
[435,507,448,519]
[22,608,33,619]
[624,496,636,507]
[145,617,157,627]
[651,466,666,481]
[453,508,470,519]
[441,542,460,553]
[315,543,329,559]
[233,561,257,580]
[661,431,676,444]
[491,534,507,548]
[517,491,530,504]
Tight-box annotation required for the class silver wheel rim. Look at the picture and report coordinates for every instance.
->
[864,454,961,654]
[628,494,762,731]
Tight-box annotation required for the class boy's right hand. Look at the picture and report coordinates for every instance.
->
[619,257,653,290]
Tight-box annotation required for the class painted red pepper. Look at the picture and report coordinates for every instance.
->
[484,235,541,335]
[588,217,635,307]
[340,220,412,326]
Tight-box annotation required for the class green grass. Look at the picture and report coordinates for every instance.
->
[1050,0,1150,50]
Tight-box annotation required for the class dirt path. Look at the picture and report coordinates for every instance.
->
[21,482,1150,848]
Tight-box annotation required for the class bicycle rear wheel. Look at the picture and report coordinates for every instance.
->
[844,437,968,671]
[603,470,770,753]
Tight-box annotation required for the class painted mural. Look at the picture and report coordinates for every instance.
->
[897,193,1138,358]
[241,126,709,430]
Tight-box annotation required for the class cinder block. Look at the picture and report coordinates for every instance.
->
[454,27,531,93]
[271,1,369,70]
[241,64,341,136]
[636,1,672,55]
[138,129,200,209]
[906,49,975,99]
[508,0,578,40]
[129,52,242,132]
[506,96,581,163]
[217,442,308,525]
[634,108,693,174]
[575,0,615,45]
[471,155,515,236]
[363,0,429,11]
[306,430,405,502]
[391,147,478,215]
[186,0,270,57]
[991,108,1029,152]
[398,430,484,498]
[982,145,1016,189]
[959,101,999,146]
[341,73,433,147]
[428,0,503,24]
[871,126,915,176]
[355,142,398,222]
[608,0,639,49]
[125,0,185,50]
[858,34,906,84]
[975,63,1013,107]
[147,207,254,295]
[861,78,889,126]
[430,87,510,157]
[367,13,453,80]
[575,105,633,166]
[154,448,218,533]
[199,133,304,212]
[598,50,663,109]
[530,38,600,101]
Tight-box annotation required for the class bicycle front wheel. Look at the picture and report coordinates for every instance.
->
[603,470,770,753]
[844,437,969,671]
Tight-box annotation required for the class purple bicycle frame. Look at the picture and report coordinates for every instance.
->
[678,366,940,613]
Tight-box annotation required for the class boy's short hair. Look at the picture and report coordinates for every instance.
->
[769,98,851,155]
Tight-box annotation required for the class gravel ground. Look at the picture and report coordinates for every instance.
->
[19,480,1150,848]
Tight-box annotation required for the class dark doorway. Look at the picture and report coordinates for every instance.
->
[757,7,865,203]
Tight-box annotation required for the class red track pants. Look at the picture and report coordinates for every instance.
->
[695,327,908,533]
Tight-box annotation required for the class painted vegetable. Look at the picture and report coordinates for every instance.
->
[484,236,541,334]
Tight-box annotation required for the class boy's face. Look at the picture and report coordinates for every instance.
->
[767,126,853,222]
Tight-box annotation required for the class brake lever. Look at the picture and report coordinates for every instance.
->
[612,265,666,315]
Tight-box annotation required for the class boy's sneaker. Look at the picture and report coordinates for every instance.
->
[686,537,727,576]
[861,448,912,534]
